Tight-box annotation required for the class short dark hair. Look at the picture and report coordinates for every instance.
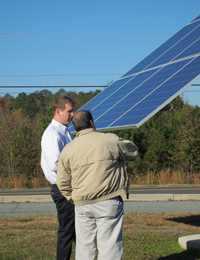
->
[53,96,75,114]
[72,110,94,132]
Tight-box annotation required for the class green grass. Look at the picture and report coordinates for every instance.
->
[13,217,35,222]
[0,213,200,260]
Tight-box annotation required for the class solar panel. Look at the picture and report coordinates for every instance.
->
[69,15,200,134]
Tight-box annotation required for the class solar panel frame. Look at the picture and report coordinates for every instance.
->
[191,15,200,23]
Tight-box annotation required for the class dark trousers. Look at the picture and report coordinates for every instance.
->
[51,184,76,260]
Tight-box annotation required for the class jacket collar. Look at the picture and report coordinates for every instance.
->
[75,128,96,138]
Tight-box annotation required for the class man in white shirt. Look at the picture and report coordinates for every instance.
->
[41,96,75,260]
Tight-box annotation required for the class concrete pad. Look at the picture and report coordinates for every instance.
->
[178,234,200,250]
[174,194,200,201]
[122,194,173,201]
[1,194,200,203]
[1,195,53,203]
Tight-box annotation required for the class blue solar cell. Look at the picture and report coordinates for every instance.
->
[69,15,200,133]
[174,38,200,60]
[147,25,200,68]
[111,56,200,128]
[122,18,200,77]
[93,58,193,129]
[77,77,132,111]
[73,68,159,117]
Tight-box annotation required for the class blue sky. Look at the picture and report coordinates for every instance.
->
[0,0,200,106]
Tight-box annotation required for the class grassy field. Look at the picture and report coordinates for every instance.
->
[0,213,200,260]
[1,169,200,190]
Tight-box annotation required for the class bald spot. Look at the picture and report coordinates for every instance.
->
[74,111,83,120]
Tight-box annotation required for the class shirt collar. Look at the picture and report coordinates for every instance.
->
[52,119,68,133]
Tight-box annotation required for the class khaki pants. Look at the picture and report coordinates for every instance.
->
[75,197,124,260]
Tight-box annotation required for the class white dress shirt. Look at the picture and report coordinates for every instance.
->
[41,119,73,184]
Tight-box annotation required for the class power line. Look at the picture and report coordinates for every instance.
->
[0,54,147,57]
[1,84,200,89]
[1,91,200,97]
[0,86,106,96]
[184,90,200,92]
[0,37,168,42]
[0,85,106,88]
[0,31,175,34]
[0,73,122,77]
[0,36,168,38]
[1,85,200,96]
[0,32,174,43]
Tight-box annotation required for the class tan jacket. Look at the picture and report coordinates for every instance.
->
[56,128,139,205]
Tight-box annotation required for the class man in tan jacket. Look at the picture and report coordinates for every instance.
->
[57,110,139,260]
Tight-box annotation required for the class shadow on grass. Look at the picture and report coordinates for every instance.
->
[166,214,200,227]
[157,249,200,259]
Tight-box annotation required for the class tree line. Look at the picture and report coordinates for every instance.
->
[0,88,200,187]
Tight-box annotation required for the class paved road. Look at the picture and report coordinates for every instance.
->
[1,186,200,203]
[0,201,199,217]
[1,186,200,196]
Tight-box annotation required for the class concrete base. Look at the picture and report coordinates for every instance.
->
[1,194,200,203]
[178,234,200,250]
[121,194,200,202]
[0,195,53,203]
